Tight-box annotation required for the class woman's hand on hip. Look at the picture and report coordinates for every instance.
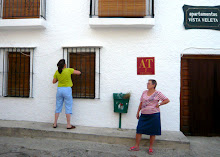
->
[156,103,160,108]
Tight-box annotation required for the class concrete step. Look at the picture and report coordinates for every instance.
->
[0,120,189,150]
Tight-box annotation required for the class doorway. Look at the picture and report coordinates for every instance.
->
[180,55,220,136]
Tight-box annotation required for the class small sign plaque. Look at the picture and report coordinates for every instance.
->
[183,5,220,30]
[137,57,155,75]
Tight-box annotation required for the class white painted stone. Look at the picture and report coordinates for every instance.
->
[89,18,155,28]
[0,19,46,29]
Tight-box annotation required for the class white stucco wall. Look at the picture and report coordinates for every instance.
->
[0,0,220,131]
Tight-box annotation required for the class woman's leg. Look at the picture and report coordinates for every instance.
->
[149,135,156,149]
[129,133,142,150]
[135,133,142,148]
[132,114,143,149]
[66,114,71,128]
[54,88,64,127]
[64,87,73,128]
[54,113,60,126]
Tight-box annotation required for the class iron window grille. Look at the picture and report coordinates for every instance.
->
[0,47,34,98]
[0,0,46,19]
[63,47,101,99]
[90,0,154,18]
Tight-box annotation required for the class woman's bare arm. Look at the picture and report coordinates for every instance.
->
[156,99,170,108]
[73,70,81,75]
[53,78,58,84]
[136,102,142,119]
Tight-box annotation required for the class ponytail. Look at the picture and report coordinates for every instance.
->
[58,66,63,74]
[57,59,65,74]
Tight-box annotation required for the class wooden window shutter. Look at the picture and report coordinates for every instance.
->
[70,53,95,98]
[98,0,123,17]
[7,52,30,97]
[3,0,40,19]
[98,0,146,17]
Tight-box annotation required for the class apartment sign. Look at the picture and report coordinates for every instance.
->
[137,57,155,75]
[183,5,220,30]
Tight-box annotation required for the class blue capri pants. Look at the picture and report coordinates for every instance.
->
[56,87,73,114]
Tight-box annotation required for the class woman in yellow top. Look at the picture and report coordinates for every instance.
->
[53,59,81,129]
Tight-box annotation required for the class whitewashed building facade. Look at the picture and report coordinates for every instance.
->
[0,0,219,135]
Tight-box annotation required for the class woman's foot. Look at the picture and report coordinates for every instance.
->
[128,146,139,151]
[53,124,57,128]
[148,148,154,155]
[67,125,76,129]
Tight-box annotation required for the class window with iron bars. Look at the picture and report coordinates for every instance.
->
[0,47,34,97]
[63,47,101,99]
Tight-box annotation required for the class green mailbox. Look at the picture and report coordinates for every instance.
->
[113,93,130,129]
[113,93,130,113]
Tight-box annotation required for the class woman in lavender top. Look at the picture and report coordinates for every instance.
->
[129,79,170,155]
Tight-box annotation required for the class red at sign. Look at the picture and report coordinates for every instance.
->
[137,57,155,75]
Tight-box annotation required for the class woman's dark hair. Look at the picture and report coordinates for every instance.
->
[148,79,157,89]
[57,59,65,74]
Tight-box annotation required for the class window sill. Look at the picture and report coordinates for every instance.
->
[0,18,46,29]
[89,18,155,28]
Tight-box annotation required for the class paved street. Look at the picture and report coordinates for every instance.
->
[187,136,220,157]
[0,136,219,157]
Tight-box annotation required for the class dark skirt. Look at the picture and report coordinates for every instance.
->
[136,112,161,135]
